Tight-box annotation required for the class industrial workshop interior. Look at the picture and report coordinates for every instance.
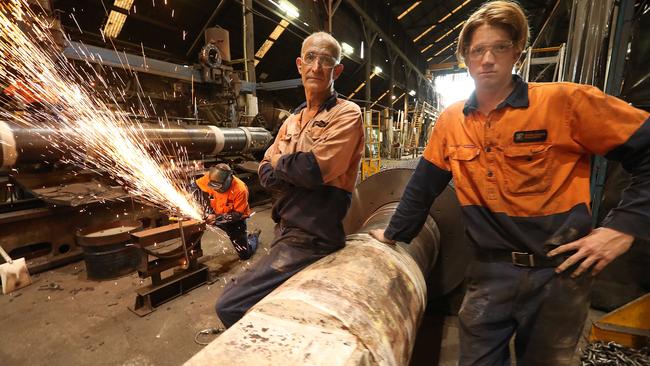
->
[1,0,649,365]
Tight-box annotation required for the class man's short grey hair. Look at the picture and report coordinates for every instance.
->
[301,32,342,63]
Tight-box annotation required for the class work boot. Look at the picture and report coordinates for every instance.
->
[246,229,261,257]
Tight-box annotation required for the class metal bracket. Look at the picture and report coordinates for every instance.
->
[129,264,209,316]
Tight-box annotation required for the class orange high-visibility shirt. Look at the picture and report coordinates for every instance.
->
[385,76,650,255]
[195,174,251,217]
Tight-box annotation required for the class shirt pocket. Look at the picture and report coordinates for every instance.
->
[297,123,328,151]
[307,124,326,141]
[277,133,293,153]
[503,144,551,195]
[449,145,481,188]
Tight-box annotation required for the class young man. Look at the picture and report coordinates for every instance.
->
[192,164,259,260]
[215,32,364,328]
[371,1,649,365]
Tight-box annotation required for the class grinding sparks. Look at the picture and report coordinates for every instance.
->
[0,0,203,220]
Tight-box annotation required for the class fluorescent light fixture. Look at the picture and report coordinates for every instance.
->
[397,1,422,20]
[278,0,299,19]
[421,44,433,53]
[373,66,383,74]
[391,92,406,105]
[414,24,436,43]
[341,42,354,55]
[347,81,367,99]
[435,21,465,43]
[103,0,134,38]
[413,0,471,43]
[104,11,128,38]
[434,42,454,57]
[370,89,390,108]
[269,19,290,40]
[114,0,134,9]
[409,90,416,96]
[255,19,290,66]
[360,41,364,59]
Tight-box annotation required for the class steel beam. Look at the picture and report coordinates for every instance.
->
[344,0,426,82]
[256,78,302,91]
[64,42,202,82]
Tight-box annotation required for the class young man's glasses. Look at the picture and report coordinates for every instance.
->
[301,51,339,68]
[467,40,514,61]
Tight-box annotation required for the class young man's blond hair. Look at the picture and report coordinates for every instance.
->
[456,1,530,62]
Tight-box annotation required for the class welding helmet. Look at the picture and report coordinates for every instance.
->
[208,164,233,193]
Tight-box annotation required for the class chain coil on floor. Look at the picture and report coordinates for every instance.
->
[581,341,650,366]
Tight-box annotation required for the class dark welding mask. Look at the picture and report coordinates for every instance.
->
[208,164,233,193]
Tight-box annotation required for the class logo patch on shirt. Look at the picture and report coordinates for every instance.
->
[513,129,547,143]
[313,120,328,128]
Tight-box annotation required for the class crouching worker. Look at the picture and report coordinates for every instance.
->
[191,164,260,260]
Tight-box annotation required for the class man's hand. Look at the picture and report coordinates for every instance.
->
[270,154,282,168]
[369,229,396,246]
[205,214,216,225]
[547,227,634,278]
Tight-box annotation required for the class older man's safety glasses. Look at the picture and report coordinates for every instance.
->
[301,51,339,68]
[467,40,514,61]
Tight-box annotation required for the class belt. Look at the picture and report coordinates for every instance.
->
[475,249,559,268]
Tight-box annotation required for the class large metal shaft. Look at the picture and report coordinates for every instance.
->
[185,169,470,366]
[0,120,271,168]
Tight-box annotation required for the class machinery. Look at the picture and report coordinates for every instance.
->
[74,217,209,315]
[0,14,278,277]
[129,219,208,316]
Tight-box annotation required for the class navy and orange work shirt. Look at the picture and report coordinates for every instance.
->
[258,92,364,247]
[195,174,251,218]
[385,75,650,256]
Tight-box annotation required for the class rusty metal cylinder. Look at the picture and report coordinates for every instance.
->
[0,120,272,168]
[185,169,457,366]
[359,202,439,276]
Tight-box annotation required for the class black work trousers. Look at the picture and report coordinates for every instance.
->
[215,220,253,260]
[215,224,341,328]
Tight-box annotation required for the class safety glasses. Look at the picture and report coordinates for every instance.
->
[300,51,339,69]
[467,40,514,61]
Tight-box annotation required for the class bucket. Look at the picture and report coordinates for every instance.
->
[76,220,144,280]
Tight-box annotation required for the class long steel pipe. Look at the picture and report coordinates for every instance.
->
[0,120,271,168]
[184,169,470,366]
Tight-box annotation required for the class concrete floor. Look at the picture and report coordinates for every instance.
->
[0,200,601,366]
[0,203,277,366]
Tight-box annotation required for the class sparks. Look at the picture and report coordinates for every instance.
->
[0,0,206,221]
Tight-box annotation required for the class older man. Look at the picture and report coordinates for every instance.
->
[215,32,364,328]
[371,1,649,365]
